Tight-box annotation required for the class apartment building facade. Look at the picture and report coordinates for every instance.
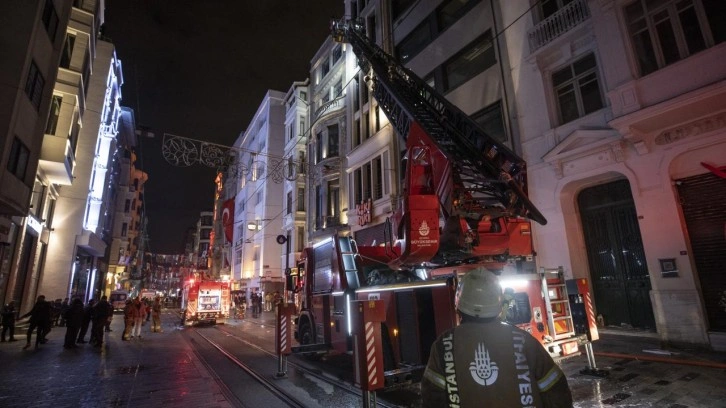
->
[0,0,127,313]
[308,37,350,242]
[282,81,310,279]
[499,0,725,349]
[231,91,286,298]
[105,107,145,294]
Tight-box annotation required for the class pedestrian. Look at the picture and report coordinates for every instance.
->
[104,296,114,332]
[122,299,134,341]
[420,268,573,408]
[273,290,281,313]
[76,298,96,344]
[20,295,52,350]
[58,298,70,327]
[62,298,84,349]
[151,296,163,333]
[51,298,63,327]
[257,293,263,316]
[90,295,112,347]
[130,297,147,339]
[145,298,151,323]
[264,292,272,312]
[250,293,257,318]
[1,300,18,342]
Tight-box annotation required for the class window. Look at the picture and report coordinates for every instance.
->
[82,52,91,97]
[552,53,603,124]
[42,0,59,42]
[25,61,45,110]
[45,95,62,134]
[7,138,30,182]
[327,124,339,157]
[296,227,306,251]
[539,0,575,20]
[397,20,432,63]
[392,0,418,21]
[121,222,128,237]
[367,14,377,43]
[333,80,343,98]
[625,0,725,76]
[361,74,369,105]
[396,0,482,63]
[299,118,305,137]
[286,191,293,215]
[362,112,370,140]
[60,34,75,69]
[315,185,323,229]
[321,57,330,78]
[332,45,342,63]
[315,131,323,163]
[297,187,306,211]
[352,155,384,205]
[437,0,480,31]
[443,31,495,92]
[353,118,361,147]
[327,180,340,219]
[300,91,307,102]
[124,199,131,212]
[471,101,507,143]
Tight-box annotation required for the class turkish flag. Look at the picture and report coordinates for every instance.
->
[222,199,235,242]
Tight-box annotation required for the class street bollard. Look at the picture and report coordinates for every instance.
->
[275,302,295,378]
[351,299,385,408]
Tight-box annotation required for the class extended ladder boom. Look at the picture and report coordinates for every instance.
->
[332,20,546,225]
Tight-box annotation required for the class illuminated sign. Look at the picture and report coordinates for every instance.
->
[26,216,42,234]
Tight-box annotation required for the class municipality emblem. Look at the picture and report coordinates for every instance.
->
[469,342,498,386]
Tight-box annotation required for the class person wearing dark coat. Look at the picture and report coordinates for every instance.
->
[77,298,96,344]
[90,296,112,347]
[20,295,52,350]
[63,298,84,349]
[1,300,18,342]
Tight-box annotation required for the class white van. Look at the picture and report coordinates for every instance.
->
[109,290,129,311]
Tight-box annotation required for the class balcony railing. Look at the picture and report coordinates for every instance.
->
[314,96,344,121]
[528,0,590,52]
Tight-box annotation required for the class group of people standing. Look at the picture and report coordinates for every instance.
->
[0,295,115,350]
[0,292,165,351]
[245,291,281,318]
[121,296,163,341]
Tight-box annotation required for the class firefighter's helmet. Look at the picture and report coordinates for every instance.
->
[456,267,502,318]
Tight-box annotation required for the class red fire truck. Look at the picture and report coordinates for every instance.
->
[181,278,231,326]
[284,20,602,388]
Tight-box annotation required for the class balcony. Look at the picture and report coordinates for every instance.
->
[38,134,75,185]
[528,0,590,53]
[314,95,345,122]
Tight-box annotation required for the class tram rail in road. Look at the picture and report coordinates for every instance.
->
[189,325,404,408]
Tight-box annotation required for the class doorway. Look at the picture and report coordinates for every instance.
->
[578,179,655,329]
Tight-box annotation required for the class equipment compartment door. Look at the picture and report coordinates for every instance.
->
[578,179,655,329]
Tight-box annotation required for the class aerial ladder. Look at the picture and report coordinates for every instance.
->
[331,20,546,270]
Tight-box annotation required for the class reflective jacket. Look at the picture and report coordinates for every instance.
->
[421,320,573,408]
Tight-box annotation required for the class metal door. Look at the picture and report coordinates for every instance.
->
[578,179,655,329]
[676,172,726,332]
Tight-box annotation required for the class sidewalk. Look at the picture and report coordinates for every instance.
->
[0,310,231,408]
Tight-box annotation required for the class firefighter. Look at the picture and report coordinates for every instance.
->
[421,267,573,408]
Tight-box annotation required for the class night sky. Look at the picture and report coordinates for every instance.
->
[103,1,345,253]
